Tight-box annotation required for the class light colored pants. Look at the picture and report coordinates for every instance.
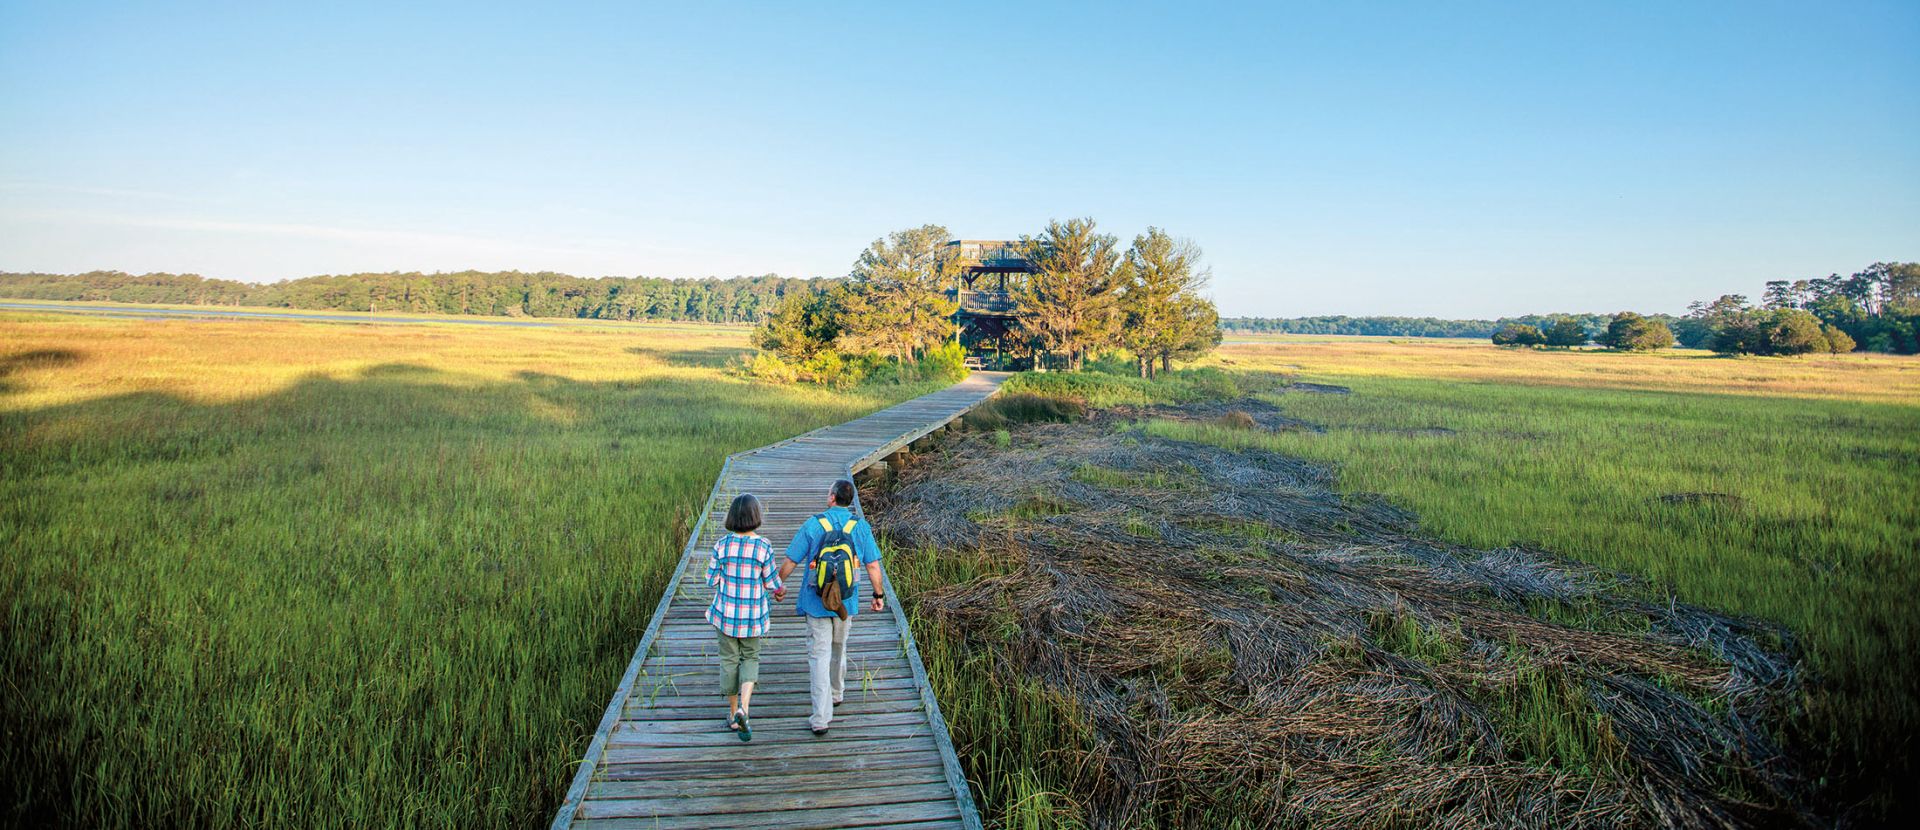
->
[804,614,852,730]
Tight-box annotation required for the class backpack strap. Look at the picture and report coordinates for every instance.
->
[817,516,833,532]
[841,519,857,534]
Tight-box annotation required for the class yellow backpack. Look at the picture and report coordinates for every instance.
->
[811,515,858,618]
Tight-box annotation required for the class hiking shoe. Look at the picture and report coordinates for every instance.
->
[811,727,829,737]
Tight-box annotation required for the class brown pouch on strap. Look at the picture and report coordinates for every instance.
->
[820,579,848,619]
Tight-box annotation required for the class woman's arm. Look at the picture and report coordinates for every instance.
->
[761,542,783,592]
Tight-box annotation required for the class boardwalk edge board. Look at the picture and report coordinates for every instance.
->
[553,376,1002,830]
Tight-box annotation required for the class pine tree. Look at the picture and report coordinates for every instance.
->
[1165,295,1222,371]
[1118,228,1212,378]
[1013,218,1122,371]
[753,287,842,362]
[836,225,962,364]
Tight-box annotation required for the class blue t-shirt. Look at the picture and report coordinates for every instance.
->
[784,506,883,619]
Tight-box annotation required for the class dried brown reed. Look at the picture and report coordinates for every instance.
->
[874,405,1810,829]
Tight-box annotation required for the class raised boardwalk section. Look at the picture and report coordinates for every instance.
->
[552,373,1008,830]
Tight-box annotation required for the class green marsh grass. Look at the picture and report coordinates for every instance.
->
[0,315,941,827]
[1190,340,1920,810]
[894,342,1916,822]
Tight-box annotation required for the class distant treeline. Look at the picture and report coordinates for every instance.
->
[1675,262,1920,354]
[1221,314,1624,339]
[1223,262,1920,355]
[0,270,833,324]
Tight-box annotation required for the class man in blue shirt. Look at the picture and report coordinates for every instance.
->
[774,478,888,735]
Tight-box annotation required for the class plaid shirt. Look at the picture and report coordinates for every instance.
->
[705,533,782,638]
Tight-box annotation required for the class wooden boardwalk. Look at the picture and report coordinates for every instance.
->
[552,373,1008,830]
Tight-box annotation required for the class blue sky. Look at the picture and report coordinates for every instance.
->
[1,1,1915,318]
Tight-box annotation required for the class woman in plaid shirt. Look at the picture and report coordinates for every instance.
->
[706,493,782,741]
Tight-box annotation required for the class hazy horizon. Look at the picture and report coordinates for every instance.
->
[7,263,1892,321]
[3,2,1916,318]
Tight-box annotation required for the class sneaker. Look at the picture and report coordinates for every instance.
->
[811,727,829,737]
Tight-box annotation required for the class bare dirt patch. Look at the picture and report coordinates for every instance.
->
[875,407,1810,829]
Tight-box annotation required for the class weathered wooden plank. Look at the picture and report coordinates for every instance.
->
[617,710,929,735]
[625,696,920,713]
[626,698,925,720]
[648,633,897,647]
[641,638,903,654]
[630,676,922,700]
[607,722,932,747]
[644,636,897,651]
[647,627,889,648]
[645,646,903,662]
[630,672,918,689]
[636,662,914,679]
[626,684,924,705]
[660,605,893,619]
[573,798,962,830]
[633,674,920,693]
[625,697,923,720]
[586,765,948,800]
[647,632,888,647]
[653,620,898,633]
[593,748,945,781]
[648,619,893,632]
[600,733,938,764]
[578,781,957,819]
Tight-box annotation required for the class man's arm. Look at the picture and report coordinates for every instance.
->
[865,559,888,612]
[776,557,798,585]
[784,522,815,564]
[776,523,813,600]
[856,521,887,611]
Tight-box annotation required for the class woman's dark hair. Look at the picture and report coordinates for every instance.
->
[829,479,857,507]
[724,493,763,533]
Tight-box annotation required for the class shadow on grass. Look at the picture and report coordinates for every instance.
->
[625,344,752,368]
[0,348,86,393]
[0,361,884,828]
